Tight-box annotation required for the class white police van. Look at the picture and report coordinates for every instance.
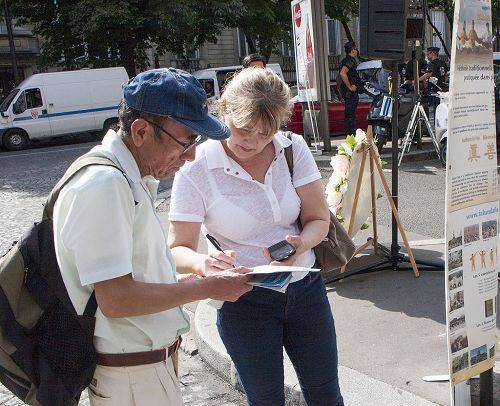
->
[193,64,284,115]
[0,67,129,150]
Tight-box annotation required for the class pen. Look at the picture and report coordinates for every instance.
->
[206,234,224,252]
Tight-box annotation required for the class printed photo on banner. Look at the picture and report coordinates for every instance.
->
[481,219,497,239]
[470,345,488,366]
[449,309,466,334]
[449,270,464,291]
[452,353,469,374]
[448,231,463,250]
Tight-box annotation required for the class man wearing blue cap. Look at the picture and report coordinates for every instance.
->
[52,68,252,405]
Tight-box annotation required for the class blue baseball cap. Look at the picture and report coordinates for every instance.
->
[122,68,230,140]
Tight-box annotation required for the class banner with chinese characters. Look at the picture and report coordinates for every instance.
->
[291,0,317,102]
[445,0,498,387]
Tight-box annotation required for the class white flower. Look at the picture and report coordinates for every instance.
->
[340,142,353,156]
[355,129,367,145]
[325,178,337,196]
[327,190,343,210]
[330,154,349,177]
[339,182,348,194]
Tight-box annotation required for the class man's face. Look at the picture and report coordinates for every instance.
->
[130,117,198,180]
[248,60,265,69]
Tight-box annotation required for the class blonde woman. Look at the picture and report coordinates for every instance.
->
[168,68,344,405]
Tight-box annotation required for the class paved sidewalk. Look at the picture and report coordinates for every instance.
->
[194,226,450,405]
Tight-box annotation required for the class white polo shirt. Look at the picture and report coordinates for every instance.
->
[169,132,320,280]
[53,130,189,354]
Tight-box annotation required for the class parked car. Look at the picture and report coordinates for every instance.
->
[0,67,129,151]
[285,83,373,135]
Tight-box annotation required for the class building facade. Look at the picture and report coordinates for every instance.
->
[0,22,40,99]
[151,11,453,85]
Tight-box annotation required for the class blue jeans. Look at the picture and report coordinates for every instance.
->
[217,272,344,406]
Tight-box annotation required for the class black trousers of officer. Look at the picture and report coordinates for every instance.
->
[344,90,359,135]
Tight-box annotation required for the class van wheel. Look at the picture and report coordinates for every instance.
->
[3,129,28,151]
[103,118,119,135]
[439,143,447,167]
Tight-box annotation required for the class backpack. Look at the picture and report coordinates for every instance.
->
[0,155,124,406]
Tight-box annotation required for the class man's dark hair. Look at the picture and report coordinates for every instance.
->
[242,53,266,68]
[117,100,163,140]
[344,41,357,54]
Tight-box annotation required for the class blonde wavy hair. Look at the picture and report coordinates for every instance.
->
[218,68,292,136]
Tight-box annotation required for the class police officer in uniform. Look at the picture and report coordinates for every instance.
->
[418,46,448,91]
[339,41,361,134]
[418,47,448,126]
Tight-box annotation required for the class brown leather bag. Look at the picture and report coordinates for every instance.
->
[283,132,356,275]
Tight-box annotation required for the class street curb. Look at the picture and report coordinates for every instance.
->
[194,300,440,406]
[193,301,308,405]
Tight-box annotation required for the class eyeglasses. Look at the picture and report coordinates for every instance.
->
[143,119,203,153]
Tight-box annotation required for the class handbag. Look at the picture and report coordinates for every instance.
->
[282,132,356,275]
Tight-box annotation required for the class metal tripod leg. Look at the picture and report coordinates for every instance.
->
[398,102,421,166]
[417,105,441,159]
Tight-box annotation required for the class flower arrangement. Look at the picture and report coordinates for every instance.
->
[325,129,382,230]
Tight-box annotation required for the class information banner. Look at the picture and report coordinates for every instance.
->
[291,0,317,102]
[445,0,498,386]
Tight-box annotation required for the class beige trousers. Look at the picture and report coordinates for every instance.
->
[88,357,183,406]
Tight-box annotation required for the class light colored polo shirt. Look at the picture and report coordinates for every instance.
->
[53,130,189,354]
[169,132,321,282]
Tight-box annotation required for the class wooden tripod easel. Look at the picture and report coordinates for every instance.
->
[339,126,420,277]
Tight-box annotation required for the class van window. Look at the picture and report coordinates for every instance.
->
[199,79,215,98]
[26,88,43,109]
[216,70,240,94]
[13,92,26,115]
[0,88,19,112]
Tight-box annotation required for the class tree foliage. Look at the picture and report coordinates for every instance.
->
[325,0,359,43]
[11,0,243,76]
[229,0,292,62]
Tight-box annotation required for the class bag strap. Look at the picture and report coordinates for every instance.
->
[44,154,124,317]
[83,291,98,317]
[43,156,125,221]
[282,131,294,178]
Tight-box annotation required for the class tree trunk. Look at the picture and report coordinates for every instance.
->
[341,20,353,43]
[425,6,451,58]
[120,42,136,77]
[245,35,256,54]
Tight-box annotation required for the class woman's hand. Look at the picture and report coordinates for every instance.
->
[262,235,302,266]
[202,250,237,276]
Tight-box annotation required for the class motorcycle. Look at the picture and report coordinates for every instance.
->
[435,92,449,167]
[364,82,416,153]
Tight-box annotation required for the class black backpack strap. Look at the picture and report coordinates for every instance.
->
[83,291,98,317]
[283,131,294,178]
[43,155,125,220]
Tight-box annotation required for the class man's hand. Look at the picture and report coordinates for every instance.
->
[177,273,203,283]
[350,84,357,92]
[202,267,253,302]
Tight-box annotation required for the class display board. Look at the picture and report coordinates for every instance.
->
[445,0,498,387]
[291,0,317,102]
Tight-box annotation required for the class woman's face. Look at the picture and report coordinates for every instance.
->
[224,119,274,161]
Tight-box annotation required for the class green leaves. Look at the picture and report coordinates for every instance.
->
[10,0,244,75]
[345,134,356,150]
